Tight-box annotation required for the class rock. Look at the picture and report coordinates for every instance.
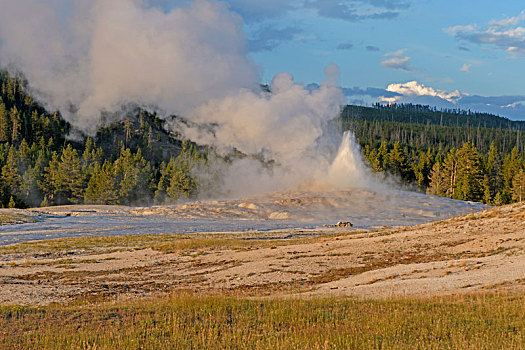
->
[337,221,353,227]
[323,221,353,228]
[269,211,291,220]
[238,203,258,210]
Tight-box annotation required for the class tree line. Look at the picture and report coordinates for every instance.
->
[342,103,525,130]
[343,109,525,205]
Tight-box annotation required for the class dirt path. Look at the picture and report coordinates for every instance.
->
[0,202,524,305]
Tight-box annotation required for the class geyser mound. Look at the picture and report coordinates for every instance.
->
[132,187,487,229]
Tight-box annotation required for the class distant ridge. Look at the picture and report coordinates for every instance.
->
[342,103,525,130]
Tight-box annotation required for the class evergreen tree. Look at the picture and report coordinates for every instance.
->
[114,147,153,205]
[20,159,45,208]
[501,147,522,203]
[388,142,411,180]
[155,142,204,203]
[364,146,381,172]
[40,151,60,204]
[17,139,31,173]
[166,159,196,201]
[10,106,20,143]
[377,140,389,171]
[454,142,484,202]
[123,119,132,148]
[511,168,525,202]
[60,145,85,203]
[493,192,503,206]
[427,162,446,197]
[442,148,458,198]
[482,175,492,204]
[0,102,9,142]
[154,161,170,203]
[30,110,41,141]
[41,145,85,204]
[485,141,502,201]
[84,161,118,205]
[8,196,15,208]
[1,146,21,205]
[414,149,433,188]
[82,137,95,166]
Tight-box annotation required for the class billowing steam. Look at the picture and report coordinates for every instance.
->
[0,0,258,131]
[0,0,371,196]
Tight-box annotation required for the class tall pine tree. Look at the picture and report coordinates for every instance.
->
[454,142,484,202]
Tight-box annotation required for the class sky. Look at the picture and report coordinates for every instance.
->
[219,0,525,120]
[1,0,524,121]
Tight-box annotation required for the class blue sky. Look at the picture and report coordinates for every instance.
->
[218,0,525,120]
[4,0,524,120]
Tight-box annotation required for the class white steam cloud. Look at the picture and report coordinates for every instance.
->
[0,0,258,131]
[0,0,370,196]
[184,67,343,163]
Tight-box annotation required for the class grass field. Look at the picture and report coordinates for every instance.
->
[1,293,523,349]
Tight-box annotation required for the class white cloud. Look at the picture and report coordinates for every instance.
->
[460,64,471,72]
[381,49,412,71]
[386,48,407,56]
[488,10,525,28]
[344,81,525,120]
[445,24,476,35]
[383,81,465,103]
[446,11,525,56]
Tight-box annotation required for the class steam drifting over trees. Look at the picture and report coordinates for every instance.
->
[0,71,524,208]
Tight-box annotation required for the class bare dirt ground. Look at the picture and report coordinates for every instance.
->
[0,201,524,305]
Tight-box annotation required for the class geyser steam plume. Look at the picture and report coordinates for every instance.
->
[0,0,370,195]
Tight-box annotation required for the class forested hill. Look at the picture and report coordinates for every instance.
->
[342,103,525,130]
[0,71,207,209]
[342,103,525,207]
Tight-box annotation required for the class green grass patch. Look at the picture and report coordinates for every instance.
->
[0,210,36,225]
[0,293,523,349]
[0,233,298,258]
[0,234,163,255]
[0,230,356,257]
[152,236,290,254]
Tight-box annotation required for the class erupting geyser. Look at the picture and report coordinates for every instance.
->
[327,131,369,188]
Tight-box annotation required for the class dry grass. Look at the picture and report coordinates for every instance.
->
[0,293,523,349]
